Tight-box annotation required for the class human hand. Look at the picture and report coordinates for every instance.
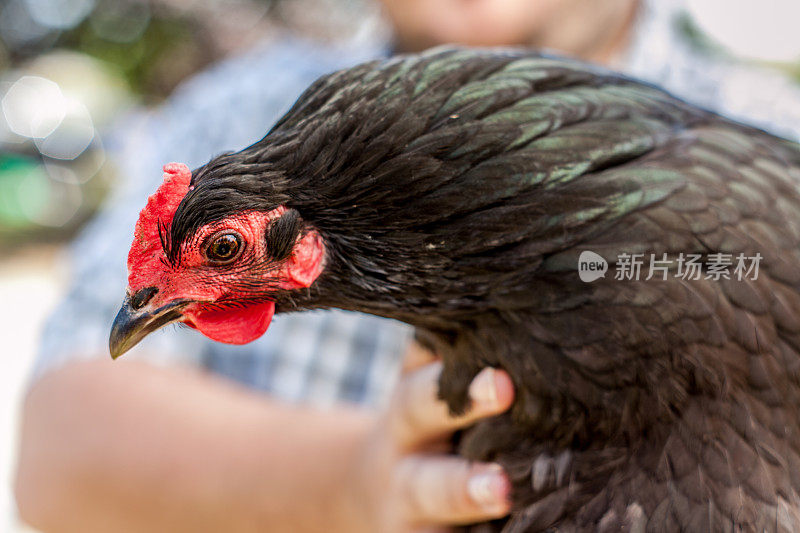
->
[347,343,515,532]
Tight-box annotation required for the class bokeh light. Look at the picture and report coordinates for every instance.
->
[89,1,151,43]
[0,0,52,48]
[24,0,95,30]
[33,98,94,160]
[2,76,66,139]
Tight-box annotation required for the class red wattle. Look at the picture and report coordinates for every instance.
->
[183,302,275,345]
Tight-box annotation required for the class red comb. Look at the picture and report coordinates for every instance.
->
[127,163,192,290]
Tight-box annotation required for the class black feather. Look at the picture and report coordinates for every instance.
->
[265,209,303,262]
[164,48,800,532]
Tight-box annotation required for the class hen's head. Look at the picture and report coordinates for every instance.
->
[109,163,325,358]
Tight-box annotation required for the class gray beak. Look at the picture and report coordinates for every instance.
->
[109,295,190,359]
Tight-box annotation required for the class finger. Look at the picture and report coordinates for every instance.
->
[402,341,438,373]
[396,457,511,526]
[391,363,514,450]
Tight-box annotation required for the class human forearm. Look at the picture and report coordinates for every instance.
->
[15,358,371,533]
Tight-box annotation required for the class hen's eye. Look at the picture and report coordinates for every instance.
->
[204,232,243,264]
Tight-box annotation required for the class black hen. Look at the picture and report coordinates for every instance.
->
[111,48,800,531]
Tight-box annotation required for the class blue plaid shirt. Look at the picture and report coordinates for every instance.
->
[36,1,800,407]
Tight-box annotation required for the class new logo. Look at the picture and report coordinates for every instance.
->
[578,251,608,282]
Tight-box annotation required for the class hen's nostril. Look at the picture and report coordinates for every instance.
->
[130,286,158,310]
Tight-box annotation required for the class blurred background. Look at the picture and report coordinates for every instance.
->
[1,0,800,531]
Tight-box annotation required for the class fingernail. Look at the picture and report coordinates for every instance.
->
[467,465,510,512]
[469,368,498,408]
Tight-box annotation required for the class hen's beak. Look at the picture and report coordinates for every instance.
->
[109,295,190,359]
